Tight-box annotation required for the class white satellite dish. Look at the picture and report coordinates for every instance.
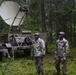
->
[0,1,26,26]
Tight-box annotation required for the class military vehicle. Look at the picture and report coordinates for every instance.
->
[0,1,47,59]
[0,1,33,59]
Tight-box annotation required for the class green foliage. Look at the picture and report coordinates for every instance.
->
[47,44,55,54]
[1,25,9,34]
[0,45,76,75]
[21,16,40,32]
[0,49,76,75]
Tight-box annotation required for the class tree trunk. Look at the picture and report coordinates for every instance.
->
[75,0,76,8]
[40,0,46,32]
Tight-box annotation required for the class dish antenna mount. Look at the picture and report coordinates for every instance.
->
[0,1,28,33]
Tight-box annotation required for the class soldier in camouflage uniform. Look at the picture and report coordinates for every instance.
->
[55,32,69,75]
[31,33,46,75]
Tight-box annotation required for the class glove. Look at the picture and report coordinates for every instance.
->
[62,57,66,61]
[40,54,44,58]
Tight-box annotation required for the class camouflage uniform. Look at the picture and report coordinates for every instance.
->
[31,38,46,75]
[55,38,69,75]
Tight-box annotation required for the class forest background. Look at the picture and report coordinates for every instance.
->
[0,0,76,47]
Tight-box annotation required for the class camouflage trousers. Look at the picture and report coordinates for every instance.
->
[55,56,67,75]
[34,57,44,74]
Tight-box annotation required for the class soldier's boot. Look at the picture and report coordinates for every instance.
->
[56,68,60,75]
[63,73,67,75]
[42,72,44,75]
[56,72,61,75]
[63,72,67,75]
[55,61,61,75]
[62,62,67,75]
[38,72,40,75]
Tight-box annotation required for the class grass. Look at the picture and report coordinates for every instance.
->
[0,47,76,75]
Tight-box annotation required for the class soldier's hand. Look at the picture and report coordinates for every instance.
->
[62,57,66,60]
[63,53,67,57]
[54,55,57,60]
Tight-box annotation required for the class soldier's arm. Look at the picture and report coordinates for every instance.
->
[40,40,46,55]
[65,40,69,54]
[41,40,45,49]
[55,41,58,54]
[54,41,58,59]
[63,40,69,57]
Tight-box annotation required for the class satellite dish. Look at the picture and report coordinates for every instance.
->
[0,1,26,26]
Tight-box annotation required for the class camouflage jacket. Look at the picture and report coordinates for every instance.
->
[55,38,69,58]
[31,38,46,57]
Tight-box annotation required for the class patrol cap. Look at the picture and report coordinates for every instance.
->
[34,33,40,36]
[59,32,65,35]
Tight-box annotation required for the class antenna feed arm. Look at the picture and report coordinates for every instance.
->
[19,5,29,12]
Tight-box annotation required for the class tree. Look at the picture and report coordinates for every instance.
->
[40,0,46,32]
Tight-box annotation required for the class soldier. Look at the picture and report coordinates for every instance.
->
[54,32,69,75]
[31,33,46,75]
